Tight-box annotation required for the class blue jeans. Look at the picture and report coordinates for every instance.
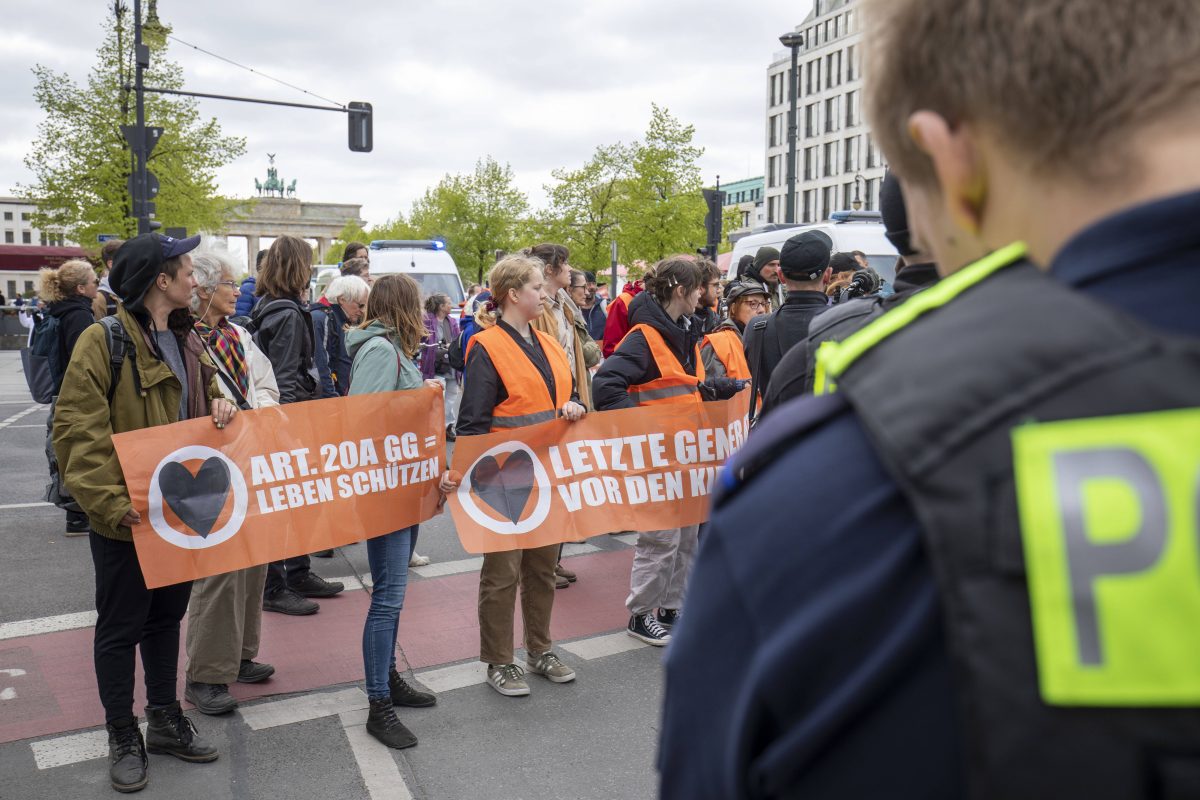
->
[362,526,416,699]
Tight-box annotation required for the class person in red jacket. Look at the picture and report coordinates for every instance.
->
[600,279,643,357]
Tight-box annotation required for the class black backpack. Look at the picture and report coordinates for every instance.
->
[21,313,63,403]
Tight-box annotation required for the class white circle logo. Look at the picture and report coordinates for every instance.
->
[457,441,551,535]
[147,445,248,549]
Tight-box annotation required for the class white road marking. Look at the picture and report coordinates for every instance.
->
[0,610,97,641]
[239,687,369,731]
[561,631,650,660]
[339,710,415,800]
[0,400,43,406]
[0,405,44,430]
[413,661,489,693]
[31,723,148,770]
[0,501,55,511]
[3,423,45,429]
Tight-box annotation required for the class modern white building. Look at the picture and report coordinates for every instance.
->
[721,176,765,238]
[764,0,887,225]
[0,197,69,247]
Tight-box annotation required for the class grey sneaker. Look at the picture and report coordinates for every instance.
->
[486,663,531,697]
[525,651,576,684]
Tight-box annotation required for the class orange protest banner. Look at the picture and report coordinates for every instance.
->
[112,388,446,588]
[447,395,750,553]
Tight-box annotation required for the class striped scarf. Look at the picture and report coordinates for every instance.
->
[194,318,249,397]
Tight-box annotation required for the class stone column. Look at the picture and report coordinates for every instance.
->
[247,234,261,275]
[316,236,330,264]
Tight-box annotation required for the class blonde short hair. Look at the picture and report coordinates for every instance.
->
[38,259,95,303]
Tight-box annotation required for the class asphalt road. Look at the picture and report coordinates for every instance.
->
[0,350,666,800]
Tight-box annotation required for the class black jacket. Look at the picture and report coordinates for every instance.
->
[249,296,318,404]
[741,289,829,403]
[311,301,352,397]
[49,296,96,374]
[457,320,579,435]
[592,291,741,410]
[761,263,940,416]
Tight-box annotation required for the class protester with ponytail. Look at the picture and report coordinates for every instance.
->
[457,254,586,697]
[346,273,449,748]
[593,257,745,646]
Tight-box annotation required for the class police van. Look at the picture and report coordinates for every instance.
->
[367,239,466,303]
[727,211,899,284]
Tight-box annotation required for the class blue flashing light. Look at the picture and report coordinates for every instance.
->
[431,238,446,250]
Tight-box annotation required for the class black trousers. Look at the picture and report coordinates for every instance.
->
[264,555,311,595]
[90,532,192,723]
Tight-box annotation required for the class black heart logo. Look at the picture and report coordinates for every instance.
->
[470,450,535,524]
[159,457,231,537]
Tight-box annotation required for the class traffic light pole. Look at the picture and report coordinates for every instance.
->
[123,1,372,235]
[132,0,151,234]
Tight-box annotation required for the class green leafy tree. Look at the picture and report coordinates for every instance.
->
[17,6,245,244]
[410,157,529,283]
[612,104,707,264]
[535,142,634,274]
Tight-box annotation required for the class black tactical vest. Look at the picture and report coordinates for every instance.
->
[831,252,1200,799]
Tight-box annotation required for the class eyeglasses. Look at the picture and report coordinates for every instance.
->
[217,281,239,289]
[570,283,586,290]
[743,299,768,310]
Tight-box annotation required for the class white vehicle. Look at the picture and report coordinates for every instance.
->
[727,211,899,285]
[366,239,466,303]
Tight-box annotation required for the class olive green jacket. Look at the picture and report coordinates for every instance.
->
[52,306,220,541]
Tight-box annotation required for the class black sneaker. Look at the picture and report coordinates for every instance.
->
[237,659,275,684]
[144,702,218,763]
[446,424,457,442]
[389,669,437,708]
[262,589,319,615]
[365,697,417,749]
[288,573,345,598]
[656,608,680,628]
[627,613,671,646]
[184,681,237,715]
[106,717,148,793]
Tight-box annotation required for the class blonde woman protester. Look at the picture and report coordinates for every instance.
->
[38,259,100,536]
[183,249,280,717]
[345,273,454,748]
[457,254,586,697]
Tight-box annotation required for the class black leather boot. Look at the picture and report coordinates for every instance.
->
[145,702,218,762]
[365,697,417,749]
[106,717,148,793]
[389,669,437,708]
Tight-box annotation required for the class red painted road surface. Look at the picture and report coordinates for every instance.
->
[0,548,633,744]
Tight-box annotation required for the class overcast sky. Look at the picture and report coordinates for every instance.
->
[1,1,811,238]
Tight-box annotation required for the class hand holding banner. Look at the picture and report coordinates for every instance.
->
[112,388,446,588]
[448,395,750,553]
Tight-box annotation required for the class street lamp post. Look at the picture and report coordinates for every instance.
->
[779,31,804,224]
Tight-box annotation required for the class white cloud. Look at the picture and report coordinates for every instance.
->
[0,0,811,227]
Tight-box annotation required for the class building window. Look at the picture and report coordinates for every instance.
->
[847,44,859,81]
[844,182,855,209]
[864,178,877,211]
[825,96,841,133]
[3,212,10,221]
[866,134,878,168]
[6,280,15,299]
[21,212,29,222]
[803,146,818,180]
[823,141,838,177]
[4,231,12,244]
[767,196,777,224]
[822,186,835,220]
[844,135,860,172]
[804,102,819,137]
[846,9,856,33]
[825,20,833,41]
[22,231,31,244]
[846,90,859,127]
[767,156,779,188]
[24,280,34,294]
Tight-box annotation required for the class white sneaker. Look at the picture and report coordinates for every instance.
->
[409,552,431,567]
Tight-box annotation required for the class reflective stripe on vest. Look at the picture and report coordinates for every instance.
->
[467,325,572,430]
[1013,408,1200,706]
[812,241,1027,395]
[623,323,705,406]
[702,328,751,381]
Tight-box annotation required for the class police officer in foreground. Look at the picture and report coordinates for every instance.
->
[759,171,939,416]
[741,231,832,418]
[659,0,1200,797]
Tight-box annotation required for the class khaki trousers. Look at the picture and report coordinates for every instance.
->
[625,524,700,616]
[185,564,268,684]
[478,543,559,665]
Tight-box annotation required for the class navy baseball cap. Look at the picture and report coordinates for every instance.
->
[110,233,202,311]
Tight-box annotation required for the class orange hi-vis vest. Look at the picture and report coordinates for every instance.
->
[467,325,572,430]
[702,328,751,380]
[621,323,705,406]
[614,290,635,313]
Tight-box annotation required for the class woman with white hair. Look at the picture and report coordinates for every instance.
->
[313,275,369,398]
[183,248,281,717]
